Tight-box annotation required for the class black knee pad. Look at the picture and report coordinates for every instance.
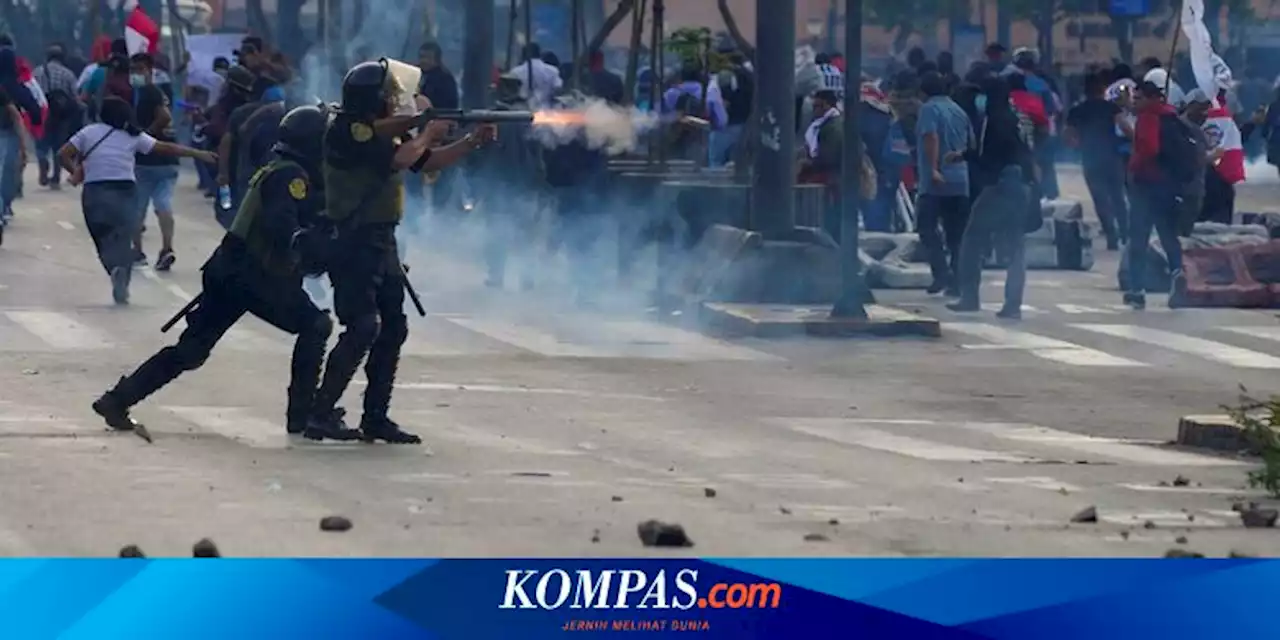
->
[379,315,408,347]
[341,314,381,349]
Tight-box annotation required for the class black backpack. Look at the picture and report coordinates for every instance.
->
[41,66,79,119]
[1156,113,1200,184]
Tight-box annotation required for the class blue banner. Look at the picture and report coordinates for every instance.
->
[1110,0,1150,16]
[0,558,1276,638]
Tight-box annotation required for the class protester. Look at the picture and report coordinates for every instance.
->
[507,43,563,107]
[1125,81,1188,309]
[945,75,1036,319]
[0,87,30,237]
[1066,72,1132,249]
[128,53,182,271]
[711,49,753,167]
[915,71,974,296]
[34,43,81,191]
[58,97,214,304]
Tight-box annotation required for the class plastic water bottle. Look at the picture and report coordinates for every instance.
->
[218,186,232,211]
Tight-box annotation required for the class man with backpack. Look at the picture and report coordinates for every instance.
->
[1126,81,1193,310]
[34,44,81,190]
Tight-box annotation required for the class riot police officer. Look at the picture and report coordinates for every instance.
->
[310,59,496,444]
[92,105,360,441]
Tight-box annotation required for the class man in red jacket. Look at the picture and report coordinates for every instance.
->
[1125,81,1186,310]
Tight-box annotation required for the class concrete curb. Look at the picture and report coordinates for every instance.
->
[698,302,942,339]
[1176,414,1275,454]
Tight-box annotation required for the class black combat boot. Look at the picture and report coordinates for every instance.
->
[359,415,422,444]
[302,408,363,441]
[92,378,142,431]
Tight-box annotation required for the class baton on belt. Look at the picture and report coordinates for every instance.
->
[161,293,203,333]
[400,264,427,317]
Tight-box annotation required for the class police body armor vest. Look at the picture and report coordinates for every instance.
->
[323,117,405,227]
[229,158,305,277]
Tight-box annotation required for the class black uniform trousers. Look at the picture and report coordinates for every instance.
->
[314,223,408,422]
[109,246,332,424]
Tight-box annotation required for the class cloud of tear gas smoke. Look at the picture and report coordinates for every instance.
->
[531,97,660,155]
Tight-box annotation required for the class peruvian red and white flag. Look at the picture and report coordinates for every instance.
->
[123,2,161,56]
[1182,0,1244,184]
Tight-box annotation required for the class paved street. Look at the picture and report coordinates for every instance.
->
[0,164,1277,558]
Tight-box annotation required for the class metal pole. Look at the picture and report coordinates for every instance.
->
[749,0,796,237]
[525,0,534,97]
[463,0,496,109]
[570,0,581,90]
[831,0,870,318]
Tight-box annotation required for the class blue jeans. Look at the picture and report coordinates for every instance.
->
[0,131,20,217]
[1126,181,1183,295]
[708,124,743,167]
[955,166,1029,309]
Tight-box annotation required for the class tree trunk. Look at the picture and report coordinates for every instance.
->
[573,0,635,72]
[716,0,754,58]
[246,0,272,43]
[1112,14,1134,64]
[277,0,309,63]
[623,0,646,105]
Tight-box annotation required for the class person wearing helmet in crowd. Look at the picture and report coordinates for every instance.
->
[91,104,344,442]
[307,59,497,445]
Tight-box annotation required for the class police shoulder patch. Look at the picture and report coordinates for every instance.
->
[288,177,308,200]
[351,122,373,142]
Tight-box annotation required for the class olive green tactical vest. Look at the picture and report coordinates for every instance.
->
[323,120,405,227]
[229,159,304,277]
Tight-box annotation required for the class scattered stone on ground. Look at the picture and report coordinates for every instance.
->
[1172,475,1191,487]
[611,495,624,502]
[636,520,694,548]
[803,533,829,542]
[1143,520,1157,530]
[1175,536,1188,545]
[703,487,717,498]
[1239,507,1278,529]
[118,545,146,558]
[778,506,792,515]
[1164,549,1205,558]
[828,518,840,526]
[590,529,601,544]
[1119,531,1130,540]
[192,538,221,557]
[1070,506,1098,523]
[1228,550,1256,558]
[320,515,354,532]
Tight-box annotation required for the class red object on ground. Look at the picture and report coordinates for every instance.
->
[1181,244,1274,308]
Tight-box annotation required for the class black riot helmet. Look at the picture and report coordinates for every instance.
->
[340,59,394,119]
[275,104,330,178]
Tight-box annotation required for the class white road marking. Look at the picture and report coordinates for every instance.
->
[1056,304,1118,315]
[376,380,664,401]
[949,323,1146,367]
[421,420,585,456]
[981,303,1041,313]
[591,319,781,361]
[957,422,1249,467]
[1221,326,1280,344]
[1099,510,1229,528]
[984,476,1082,492]
[55,220,75,231]
[1118,483,1267,496]
[1072,324,1280,369]
[787,420,1038,463]
[163,406,290,449]
[442,317,603,357]
[719,473,853,489]
[4,310,113,350]
[138,267,194,301]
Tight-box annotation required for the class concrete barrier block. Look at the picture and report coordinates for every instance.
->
[1176,414,1277,453]
[680,224,763,303]
[1181,246,1273,308]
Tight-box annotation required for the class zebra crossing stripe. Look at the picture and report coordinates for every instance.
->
[4,311,113,350]
[1221,326,1280,344]
[955,422,1249,467]
[163,406,291,449]
[948,323,1145,367]
[1072,324,1280,369]
[788,420,1038,463]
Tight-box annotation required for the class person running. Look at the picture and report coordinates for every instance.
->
[59,97,215,304]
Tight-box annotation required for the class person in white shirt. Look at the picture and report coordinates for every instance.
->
[58,97,215,305]
[506,43,562,108]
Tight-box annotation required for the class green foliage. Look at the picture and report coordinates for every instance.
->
[1226,390,1280,498]
[665,26,730,73]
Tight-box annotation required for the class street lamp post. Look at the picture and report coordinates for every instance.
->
[749,0,796,238]
[830,0,871,319]
[463,0,496,110]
